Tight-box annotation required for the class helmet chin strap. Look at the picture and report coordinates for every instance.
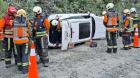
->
[36,14,41,18]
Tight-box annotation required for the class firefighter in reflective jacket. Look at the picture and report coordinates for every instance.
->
[122,9,132,50]
[103,3,119,53]
[130,8,139,45]
[3,6,17,68]
[32,6,50,67]
[13,9,30,74]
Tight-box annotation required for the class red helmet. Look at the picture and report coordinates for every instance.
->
[8,6,17,15]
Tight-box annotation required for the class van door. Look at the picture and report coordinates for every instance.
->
[61,20,70,50]
[70,18,92,43]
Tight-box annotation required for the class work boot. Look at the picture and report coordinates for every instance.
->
[18,66,22,71]
[113,48,117,53]
[43,58,49,67]
[37,58,43,64]
[5,61,11,68]
[43,63,49,67]
[106,48,112,53]
[123,47,129,50]
[5,64,11,68]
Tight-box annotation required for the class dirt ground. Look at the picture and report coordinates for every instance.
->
[0,38,140,78]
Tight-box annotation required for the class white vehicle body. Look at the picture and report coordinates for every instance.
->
[48,14,106,50]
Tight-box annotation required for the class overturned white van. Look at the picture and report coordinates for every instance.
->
[48,13,106,50]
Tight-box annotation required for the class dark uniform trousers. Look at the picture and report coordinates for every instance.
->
[14,43,29,74]
[35,36,49,64]
[122,34,131,48]
[4,38,17,66]
[106,31,117,52]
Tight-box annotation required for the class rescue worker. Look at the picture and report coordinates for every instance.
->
[122,9,132,50]
[3,6,17,68]
[119,9,128,37]
[130,8,139,46]
[130,8,137,18]
[32,6,50,67]
[50,17,62,47]
[103,3,119,53]
[13,9,30,74]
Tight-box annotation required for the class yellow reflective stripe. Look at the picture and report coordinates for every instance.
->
[107,46,113,48]
[17,63,22,66]
[14,28,17,37]
[36,34,46,37]
[25,43,28,54]
[41,37,44,48]
[8,38,10,50]
[36,31,46,35]
[22,62,28,66]
[5,58,11,61]
[5,32,13,34]
[14,45,18,55]
[113,46,117,48]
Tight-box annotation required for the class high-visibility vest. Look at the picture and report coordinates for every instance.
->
[133,15,139,28]
[123,18,131,33]
[13,17,29,44]
[104,12,119,32]
[104,12,119,26]
[33,16,46,37]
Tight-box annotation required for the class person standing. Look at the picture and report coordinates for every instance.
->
[3,6,17,68]
[103,3,119,53]
[13,9,30,74]
[122,9,132,50]
[32,6,50,67]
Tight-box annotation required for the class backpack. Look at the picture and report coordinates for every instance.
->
[13,16,29,44]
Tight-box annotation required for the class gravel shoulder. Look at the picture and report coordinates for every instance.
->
[0,38,140,78]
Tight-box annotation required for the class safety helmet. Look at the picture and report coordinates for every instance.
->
[106,3,114,10]
[130,8,136,13]
[16,9,27,17]
[51,20,58,26]
[33,6,42,14]
[8,6,17,15]
[123,9,130,14]
[102,11,107,16]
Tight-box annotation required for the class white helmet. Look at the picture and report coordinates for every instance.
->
[33,6,42,14]
[16,9,27,17]
[51,20,58,26]
[123,9,130,14]
[102,11,107,15]
[106,3,114,10]
[130,8,136,13]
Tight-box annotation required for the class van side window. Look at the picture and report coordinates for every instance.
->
[79,22,90,39]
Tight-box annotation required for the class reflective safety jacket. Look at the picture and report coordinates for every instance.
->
[122,17,133,36]
[132,15,139,28]
[3,15,15,38]
[103,9,119,32]
[13,17,30,44]
[33,16,50,37]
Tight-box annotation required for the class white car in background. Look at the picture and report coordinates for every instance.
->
[48,13,106,50]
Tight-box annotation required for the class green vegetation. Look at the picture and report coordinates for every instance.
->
[0,0,140,17]
[0,0,8,18]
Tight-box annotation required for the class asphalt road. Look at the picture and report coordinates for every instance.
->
[0,37,140,78]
